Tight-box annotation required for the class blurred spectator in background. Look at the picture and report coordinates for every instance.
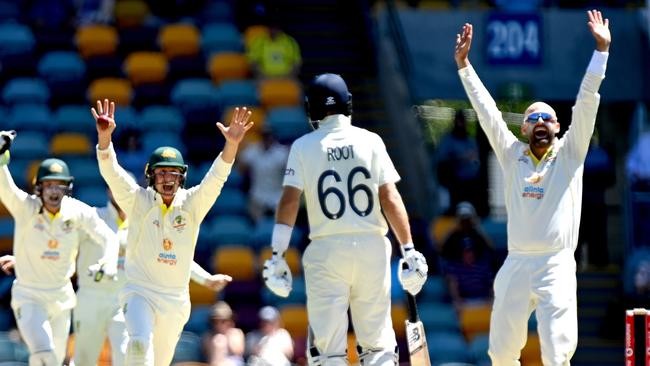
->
[203,301,245,366]
[245,306,293,366]
[246,19,302,79]
[439,202,495,308]
[577,135,615,269]
[437,110,485,216]
[626,131,650,191]
[238,127,289,222]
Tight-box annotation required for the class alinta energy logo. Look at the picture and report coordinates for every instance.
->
[522,185,544,200]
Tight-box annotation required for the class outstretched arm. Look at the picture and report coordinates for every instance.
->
[217,107,254,163]
[454,23,472,69]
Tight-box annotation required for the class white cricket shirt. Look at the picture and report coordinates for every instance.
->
[458,51,608,254]
[283,114,401,239]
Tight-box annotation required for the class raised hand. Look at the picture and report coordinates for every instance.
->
[216,106,254,145]
[587,10,611,52]
[454,23,473,69]
[91,99,117,134]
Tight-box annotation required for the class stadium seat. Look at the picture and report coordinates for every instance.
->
[243,25,269,49]
[391,302,408,339]
[259,78,302,108]
[188,279,217,306]
[113,105,138,131]
[118,23,160,55]
[37,51,85,84]
[9,132,48,159]
[50,133,92,156]
[67,158,104,186]
[520,333,542,366]
[212,245,256,281]
[459,303,492,342]
[0,201,9,218]
[124,51,168,86]
[200,1,233,23]
[279,304,309,339]
[158,23,201,59]
[2,78,50,105]
[0,218,14,239]
[258,247,302,276]
[208,215,252,247]
[217,80,259,109]
[0,23,35,57]
[170,78,219,124]
[75,185,107,208]
[114,0,149,28]
[419,302,460,333]
[419,275,449,303]
[138,105,184,133]
[0,2,19,22]
[480,218,507,251]
[88,78,132,106]
[208,52,249,84]
[172,331,203,363]
[201,23,243,55]
[208,187,248,218]
[265,106,311,144]
[430,215,457,249]
[184,305,211,334]
[468,333,490,365]
[7,104,51,132]
[221,106,266,135]
[75,24,118,59]
[426,331,471,363]
[54,105,95,134]
[141,132,185,157]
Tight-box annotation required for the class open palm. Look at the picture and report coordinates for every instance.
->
[216,107,254,144]
[587,10,611,51]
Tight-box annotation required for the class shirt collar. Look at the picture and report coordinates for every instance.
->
[317,114,352,131]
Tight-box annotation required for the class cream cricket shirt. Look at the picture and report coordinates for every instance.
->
[0,166,118,291]
[283,114,401,239]
[458,51,608,254]
[97,143,232,296]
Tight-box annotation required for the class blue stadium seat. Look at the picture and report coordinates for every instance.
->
[420,275,450,303]
[6,158,32,189]
[67,158,104,187]
[54,105,95,134]
[266,106,311,144]
[201,22,243,55]
[141,132,186,157]
[7,104,51,132]
[209,215,252,246]
[172,331,203,363]
[200,1,234,24]
[419,302,461,332]
[480,218,507,251]
[0,2,20,22]
[37,51,85,84]
[184,305,211,334]
[2,78,50,105]
[208,187,248,218]
[138,105,184,133]
[468,333,490,365]
[9,132,48,159]
[170,78,220,125]
[217,80,259,109]
[0,218,13,238]
[426,331,471,363]
[75,185,107,207]
[0,23,35,57]
[113,105,138,131]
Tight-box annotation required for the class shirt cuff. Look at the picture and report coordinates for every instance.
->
[96,143,115,161]
[586,50,608,77]
[213,153,233,178]
[457,64,475,79]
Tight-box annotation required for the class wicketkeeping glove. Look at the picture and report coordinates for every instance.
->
[262,253,292,298]
[398,243,428,296]
[0,130,16,155]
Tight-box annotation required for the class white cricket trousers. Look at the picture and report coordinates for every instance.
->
[11,283,75,366]
[303,233,397,365]
[73,287,127,366]
[489,249,578,366]
[121,285,191,366]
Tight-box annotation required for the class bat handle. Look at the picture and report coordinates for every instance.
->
[406,292,419,323]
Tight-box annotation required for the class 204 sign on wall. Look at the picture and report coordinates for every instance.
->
[486,13,542,65]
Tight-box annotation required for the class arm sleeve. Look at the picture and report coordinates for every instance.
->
[189,261,211,285]
[0,155,32,218]
[282,142,304,190]
[561,51,608,162]
[96,143,140,214]
[374,135,400,185]
[185,153,233,222]
[458,65,519,166]
[78,202,119,267]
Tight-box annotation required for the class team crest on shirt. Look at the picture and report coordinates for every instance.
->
[34,217,45,231]
[173,215,186,232]
[61,219,73,233]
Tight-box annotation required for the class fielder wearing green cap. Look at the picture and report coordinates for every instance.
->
[93,98,253,365]
[0,131,119,366]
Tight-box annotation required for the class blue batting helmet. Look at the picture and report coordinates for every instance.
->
[304,73,352,126]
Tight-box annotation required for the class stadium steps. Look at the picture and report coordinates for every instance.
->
[572,267,622,366]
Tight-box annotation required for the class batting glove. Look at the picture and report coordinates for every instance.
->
[88,261,118,282]
[262,253,292,298]
[0,130,16,155]
[398,243,428,296]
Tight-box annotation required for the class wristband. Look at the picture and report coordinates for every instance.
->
[271,224,292,255]
[400,242,415,257]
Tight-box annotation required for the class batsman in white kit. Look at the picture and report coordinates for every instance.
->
[92,99,252,366]
[262,74,429,365]
[454,10,611,366]
[0,131,119,366]
[73,185,230,366]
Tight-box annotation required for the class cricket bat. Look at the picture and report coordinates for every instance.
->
[405,293,431,366]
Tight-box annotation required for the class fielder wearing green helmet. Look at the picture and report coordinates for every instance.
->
[34,158,74,211]
[145,146,188,189]
[36,158,74,183]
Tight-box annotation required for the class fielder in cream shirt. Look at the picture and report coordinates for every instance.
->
[0,148,118,366]
[92,99,253,366]
[454,10,611,366]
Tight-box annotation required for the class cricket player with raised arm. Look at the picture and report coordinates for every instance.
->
[0,130,119,366]
[71,184,234,366]
[454,10,611,366]
[262,74,428,366]
[92,99,252,366]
